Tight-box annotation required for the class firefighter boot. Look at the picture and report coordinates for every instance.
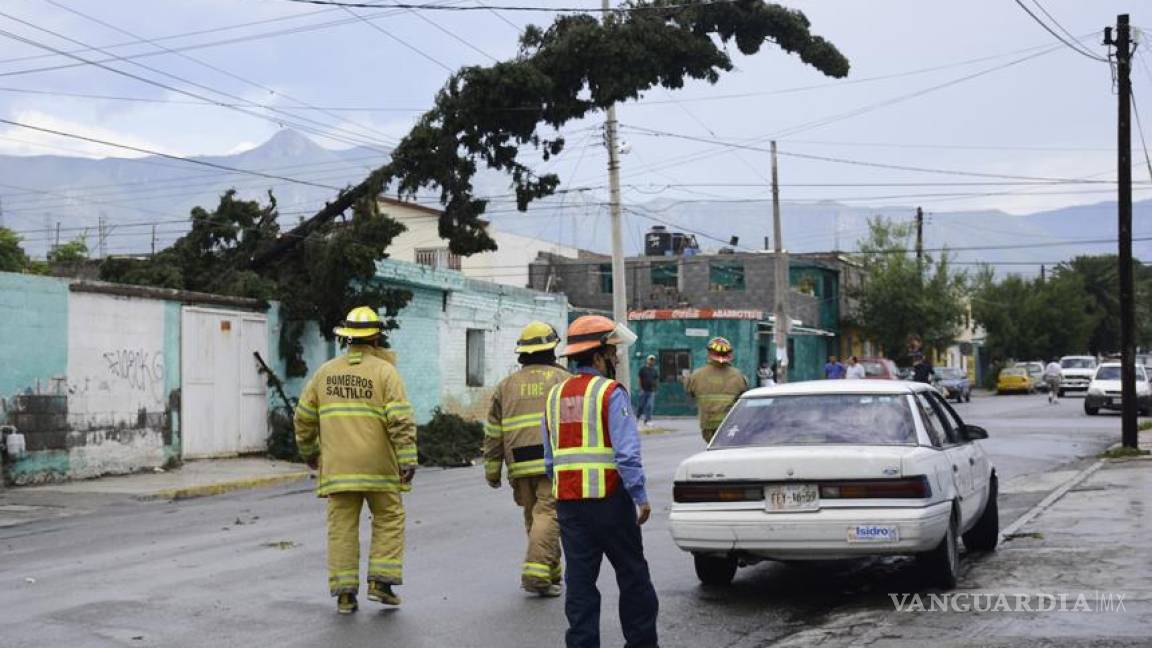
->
[368,581,401,606]
[337,594,358,615]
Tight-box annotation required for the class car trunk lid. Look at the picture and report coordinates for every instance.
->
[684,445,917,482]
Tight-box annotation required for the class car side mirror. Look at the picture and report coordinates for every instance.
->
[963,424,988,441]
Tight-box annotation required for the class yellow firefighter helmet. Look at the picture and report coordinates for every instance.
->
[333,306,384,339]
[515,321,561,354]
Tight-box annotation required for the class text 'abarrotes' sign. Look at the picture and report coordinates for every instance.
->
[628,309,765,321]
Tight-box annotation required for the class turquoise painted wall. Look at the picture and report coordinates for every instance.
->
[382,285,442,424]
[0,273,69,423]
[630,319,756,417]
[163,300,182,459]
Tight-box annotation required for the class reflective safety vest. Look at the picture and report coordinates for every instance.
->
[544,373,621,501]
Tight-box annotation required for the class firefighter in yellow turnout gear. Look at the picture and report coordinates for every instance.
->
[294,306,417,614]
[685,336,749,443]
[484,321,570,596]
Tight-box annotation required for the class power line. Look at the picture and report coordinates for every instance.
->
[0,14,394,151]
[1013,0,1109,63]
[337,5,455,72]
[37,0,401,147]
[621,125,1131,185]
[279,0,740,12]
[0,118,342,190]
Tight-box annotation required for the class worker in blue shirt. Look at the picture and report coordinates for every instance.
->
[543,315,658,648]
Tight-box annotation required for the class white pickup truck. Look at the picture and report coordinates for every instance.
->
[1058,355,1098,397]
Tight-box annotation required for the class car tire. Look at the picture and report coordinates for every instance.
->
[964,391,971,403]
[1058,389,1065,398]
[693,553,737,586]
[1084,403,1099,415]
[918,508,959,590]
[962,476,999,552]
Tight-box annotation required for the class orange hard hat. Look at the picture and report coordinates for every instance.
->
[560,315,634,357]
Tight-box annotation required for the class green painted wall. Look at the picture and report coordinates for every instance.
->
[629,319,756,417]
[0,273,69,415]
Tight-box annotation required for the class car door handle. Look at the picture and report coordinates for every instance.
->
[952,465,959,472]
[969,457,976,465]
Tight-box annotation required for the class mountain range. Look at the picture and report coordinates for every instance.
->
[2,129,1148,273]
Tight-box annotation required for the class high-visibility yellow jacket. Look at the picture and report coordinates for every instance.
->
[484,363,570,482]
[294,345,417,496]
[685,361,748,433]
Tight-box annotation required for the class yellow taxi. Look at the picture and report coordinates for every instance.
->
[996,367,1034,394]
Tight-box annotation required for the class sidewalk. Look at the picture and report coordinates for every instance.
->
[22,457,310,499]
[772,434,1152,647]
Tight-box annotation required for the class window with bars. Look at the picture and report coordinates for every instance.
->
[709,261,746,291]
[659,349,692,383]
[415,247,462,271]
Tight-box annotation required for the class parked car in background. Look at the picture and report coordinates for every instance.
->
[1084,362,1152,415]
[935,367,971,402]
[669,380,998,590]
[996,367,1033,394]
[859,357,900,380]
[1015,361,1046,392]
[1058,355,1098,397]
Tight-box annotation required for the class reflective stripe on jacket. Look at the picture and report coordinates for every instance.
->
[293,344,417,497]
[484,364,571,481]
[685,362,748,432]
[543,373,621,501]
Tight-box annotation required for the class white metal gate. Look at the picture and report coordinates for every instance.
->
[180,307,269,458]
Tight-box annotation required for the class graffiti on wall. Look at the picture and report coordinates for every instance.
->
[101,348,165,401]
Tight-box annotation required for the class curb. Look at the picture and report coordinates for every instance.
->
[999,456,1106,541]
[138,471,311,501]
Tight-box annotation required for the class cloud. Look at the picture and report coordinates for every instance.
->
[0,110,175,159]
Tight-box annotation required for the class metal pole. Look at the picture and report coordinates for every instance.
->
[1115,15,1138,449]
[603,0,631,390]
[772,141,790,383]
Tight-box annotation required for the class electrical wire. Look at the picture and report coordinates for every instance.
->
[1013,0,1108,63]
[278,0,741,12]
[0,15,395,151]
[337,5,455,72]
[38,0,402,147]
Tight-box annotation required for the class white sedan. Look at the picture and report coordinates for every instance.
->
[669,380,998,590]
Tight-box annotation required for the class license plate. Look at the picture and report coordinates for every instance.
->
[764,483,819,512]
[847,525,900,543]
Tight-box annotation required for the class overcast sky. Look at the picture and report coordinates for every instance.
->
[0,0,1149,218]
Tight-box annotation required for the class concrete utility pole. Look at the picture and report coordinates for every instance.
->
[771,141,790,383]
[1106,15,1138,449]
[915,206,924,264]
[603,0,631,390]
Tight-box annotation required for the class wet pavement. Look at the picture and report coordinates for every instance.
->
[0,390,1137,647]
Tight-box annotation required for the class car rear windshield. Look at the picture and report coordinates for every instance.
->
[861,361,887,376]
[1062,358,1095,369]
[938,368,965,380]
[711,394,916,447]
[1000,368,1026,377]
[1096,366,1148,381]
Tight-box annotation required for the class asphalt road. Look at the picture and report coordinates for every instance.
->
[0,390,1123,648]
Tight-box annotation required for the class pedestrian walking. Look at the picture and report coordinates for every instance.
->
[912,353,935,384]
[543,315,659,648]
[636,354,658,427]
[824,354,846,379]
[845,355,866,380]
[483,321,571,597]
[1044,358,1063,404]
[294,306,417,614]
[685,337,749,443]
[757,362,775,387]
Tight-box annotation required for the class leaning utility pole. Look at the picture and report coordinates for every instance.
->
[603,0,631,390]
[771,141,790,383]
[1107,15,1138,449]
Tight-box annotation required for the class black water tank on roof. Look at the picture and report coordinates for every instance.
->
[645,226,672,256]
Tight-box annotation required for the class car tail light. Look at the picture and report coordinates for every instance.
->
[673,482,762,503]
[819,476,931,499]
